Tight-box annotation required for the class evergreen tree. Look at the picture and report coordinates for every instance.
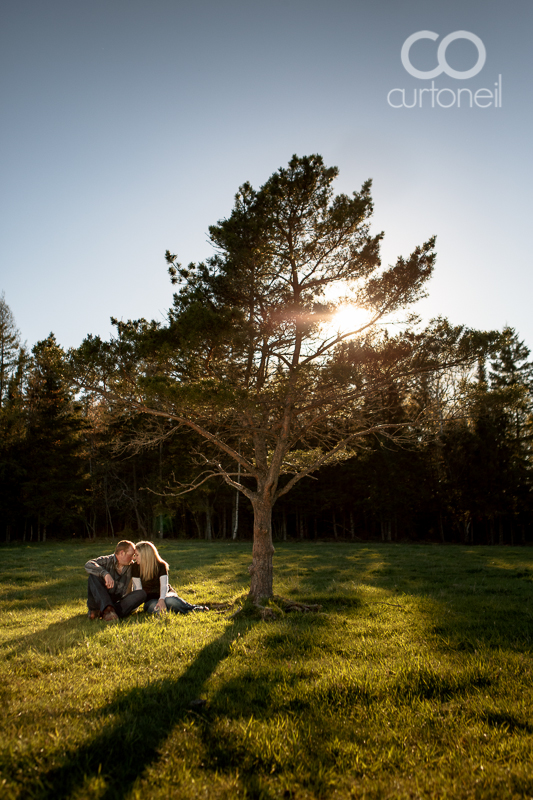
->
[489,326,533,453]
[23,335,89,539]
[0,349,28,541]
[0,293,22,409]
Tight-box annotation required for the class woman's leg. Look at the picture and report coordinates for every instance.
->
[144,598,159,614]
[165,594,195,614]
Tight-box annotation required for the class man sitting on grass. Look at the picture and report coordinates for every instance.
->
[84,540,146,622]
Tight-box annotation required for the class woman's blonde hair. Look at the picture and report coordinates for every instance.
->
[135,541,169,582]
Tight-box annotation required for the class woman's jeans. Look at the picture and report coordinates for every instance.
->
[144,594,195,614]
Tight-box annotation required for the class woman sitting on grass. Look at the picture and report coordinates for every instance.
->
[131,541,208,614]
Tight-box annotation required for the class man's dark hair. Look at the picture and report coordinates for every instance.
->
[114,540,135,555]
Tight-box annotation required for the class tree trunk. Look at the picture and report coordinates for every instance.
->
[249,496,275,601]
[205,505,212,540]
[439,514,445,543]
[193,512,202,538]
[132,464,147,536]
[380,516,391,542]
[299,510,305,540]
[232,457,241,540]
[104,476,115,538]
[464,516,472,545]
[232,489,239,540]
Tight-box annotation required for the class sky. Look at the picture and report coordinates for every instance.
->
[1,0,532,353]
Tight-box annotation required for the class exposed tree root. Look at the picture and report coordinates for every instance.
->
[230,595,322,621]
[272,595,322,613]
[198,601,234,611]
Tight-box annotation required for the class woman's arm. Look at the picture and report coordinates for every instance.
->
[154,573,169,612]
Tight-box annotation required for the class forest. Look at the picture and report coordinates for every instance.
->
[1,295,532,548]
[2,157,532,551]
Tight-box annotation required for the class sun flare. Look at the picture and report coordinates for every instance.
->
[321,303,371,340]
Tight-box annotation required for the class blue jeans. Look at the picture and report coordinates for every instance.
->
[87,574,147,618]
[144,594,196,615]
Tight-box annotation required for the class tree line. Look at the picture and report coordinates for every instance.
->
[1,157,532,564]
[1,309,531,547]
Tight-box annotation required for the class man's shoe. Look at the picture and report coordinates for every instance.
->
[87,609,100,621]
[193,605,209,612]
[102,606,119,622]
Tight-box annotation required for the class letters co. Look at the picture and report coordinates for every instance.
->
[388,30,502,109]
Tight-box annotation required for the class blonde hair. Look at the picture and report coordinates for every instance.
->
[135,541,169,582]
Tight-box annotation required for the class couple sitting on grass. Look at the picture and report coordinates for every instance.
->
[85,539,208,622]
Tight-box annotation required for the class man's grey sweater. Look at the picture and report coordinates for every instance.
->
[84,554,132,598]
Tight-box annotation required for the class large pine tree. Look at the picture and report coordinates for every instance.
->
[75,155,487,598]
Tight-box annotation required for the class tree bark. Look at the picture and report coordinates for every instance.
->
[249,496,275,601]
[232,488,239,540]
[205,504,212,540]
[439,514,445,543]
[132,464,148,537]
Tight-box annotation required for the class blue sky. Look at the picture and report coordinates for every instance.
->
[1,0,532,352]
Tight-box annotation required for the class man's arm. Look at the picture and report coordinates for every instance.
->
[84,555,116,589]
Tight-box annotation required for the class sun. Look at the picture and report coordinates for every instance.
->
[320,303,372,340]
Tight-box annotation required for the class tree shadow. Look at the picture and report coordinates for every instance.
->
[344,546,533,651]
[1,612,148,656]
[273,544,533,651]
[16,620,247,800]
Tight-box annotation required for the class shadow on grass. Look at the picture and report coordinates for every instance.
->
[11,609,359,800]
[0,578,87,611]
[277,545,533,650]
[2,612,143,657]
[18,620,246,800]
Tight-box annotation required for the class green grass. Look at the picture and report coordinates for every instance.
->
[1,540,533,799]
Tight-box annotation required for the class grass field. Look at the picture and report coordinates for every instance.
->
[1,540,533,799]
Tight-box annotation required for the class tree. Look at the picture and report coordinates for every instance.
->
[489,326,533,455]
[438,335,533,545]
[0,348,28,541]
[23,335,89,539]
[74,155,486,600]
[0,293,22,409]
